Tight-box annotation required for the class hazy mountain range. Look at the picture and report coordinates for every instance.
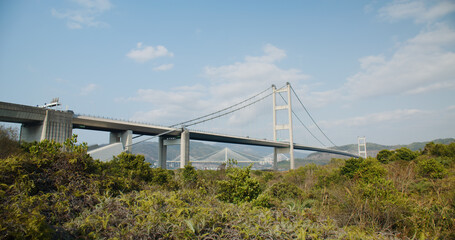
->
[131,138,453,164]
[88,138,454,169]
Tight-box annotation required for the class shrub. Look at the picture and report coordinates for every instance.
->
[107,152,152,182]
[341,158,386,182]
[423,142,455,158]
[391,147,419,161]
[262,172,275,182]
[151,168,172,185]
[182,164,198,186]
[283,167,307,186]
[317,168,344,188]
[340,158,364,178]
[252,193,278,208]
[417,158,447,179]
[266,182,303,200]
[217,165,261,204]
[0,125,20,158]
[377,149,393,163]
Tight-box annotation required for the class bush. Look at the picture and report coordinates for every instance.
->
[341,158,386,182]
[0,125,20,158]
[217,165,261,204]
[377,149,393,163]
[423,142,455,158]
[252,193,279,208]
[417,158,447,179]
[317,168,344,187]
[283,167,307,186]
[107,152,152,182]
[340,158,364,178]
[182,164,198,186]
[266,182,303,200]
[151,168,173,185]
[391,147,419,161]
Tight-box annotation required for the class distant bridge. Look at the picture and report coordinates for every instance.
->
[0,83,360,169]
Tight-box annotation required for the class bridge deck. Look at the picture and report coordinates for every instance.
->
[1,101,359,158]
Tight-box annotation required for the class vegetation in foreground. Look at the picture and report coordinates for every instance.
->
[0,126,454,239]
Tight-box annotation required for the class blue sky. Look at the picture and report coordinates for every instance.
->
[1,0,454,147]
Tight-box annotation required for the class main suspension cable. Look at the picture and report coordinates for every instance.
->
[290,85,337,147]
[132,85,272,141]
[170,86,272,128]
[186,91,273,127]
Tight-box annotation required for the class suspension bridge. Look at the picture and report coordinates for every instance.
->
[0,82,361,170]
[165,147,290,169]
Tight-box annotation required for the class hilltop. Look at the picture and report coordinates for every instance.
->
[304,138,455,161]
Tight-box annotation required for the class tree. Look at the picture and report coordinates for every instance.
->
[217,164,261,204]
[377,149,393,163]
[0,125,20,158]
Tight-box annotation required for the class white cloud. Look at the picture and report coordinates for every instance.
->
[405,81,455,94]
[126,86,210,123]
[379,0,455,23]
[310,23,455,106]
[80,83,97,95]
[306,1,455,107]
[126,43,174,63]
[124,44,309,128]
[204,44,309,99]
[320,109,427,128]
[153,64,174,71]
[51,0,112,29]
[244,44,286,63]
[344,24,455,99]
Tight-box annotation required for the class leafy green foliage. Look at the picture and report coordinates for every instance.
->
[376,149,393,163]
[0,125,20,158]
[217,165,261,204]
[391,147,419,161]
[107,152,153,182]
[182,164,198,185]
[0,139,454,239]
[423,141,455,158]
[376,147,419,163]
[417,158,447,179]
[341,157,386,182]
[266,182,303,200]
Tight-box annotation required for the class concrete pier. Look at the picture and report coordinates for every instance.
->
[109,130,133,153]
[21,109,73,143]
[158,136,167,169]
[180,129,190,168]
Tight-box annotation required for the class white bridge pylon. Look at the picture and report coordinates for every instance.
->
[167,147,286,165]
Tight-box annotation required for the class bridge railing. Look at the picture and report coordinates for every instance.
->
[75,113,171,128]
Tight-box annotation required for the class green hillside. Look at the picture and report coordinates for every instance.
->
[305,138,455,161]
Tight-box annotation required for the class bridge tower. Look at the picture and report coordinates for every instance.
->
[358,136,367,158]
[272,82,295,170]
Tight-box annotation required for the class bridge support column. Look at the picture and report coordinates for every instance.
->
[158,136,167,169]
[180,129,190,168]
[109,130,132,153]
[273,148,278,170]
[20,109,73,143]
